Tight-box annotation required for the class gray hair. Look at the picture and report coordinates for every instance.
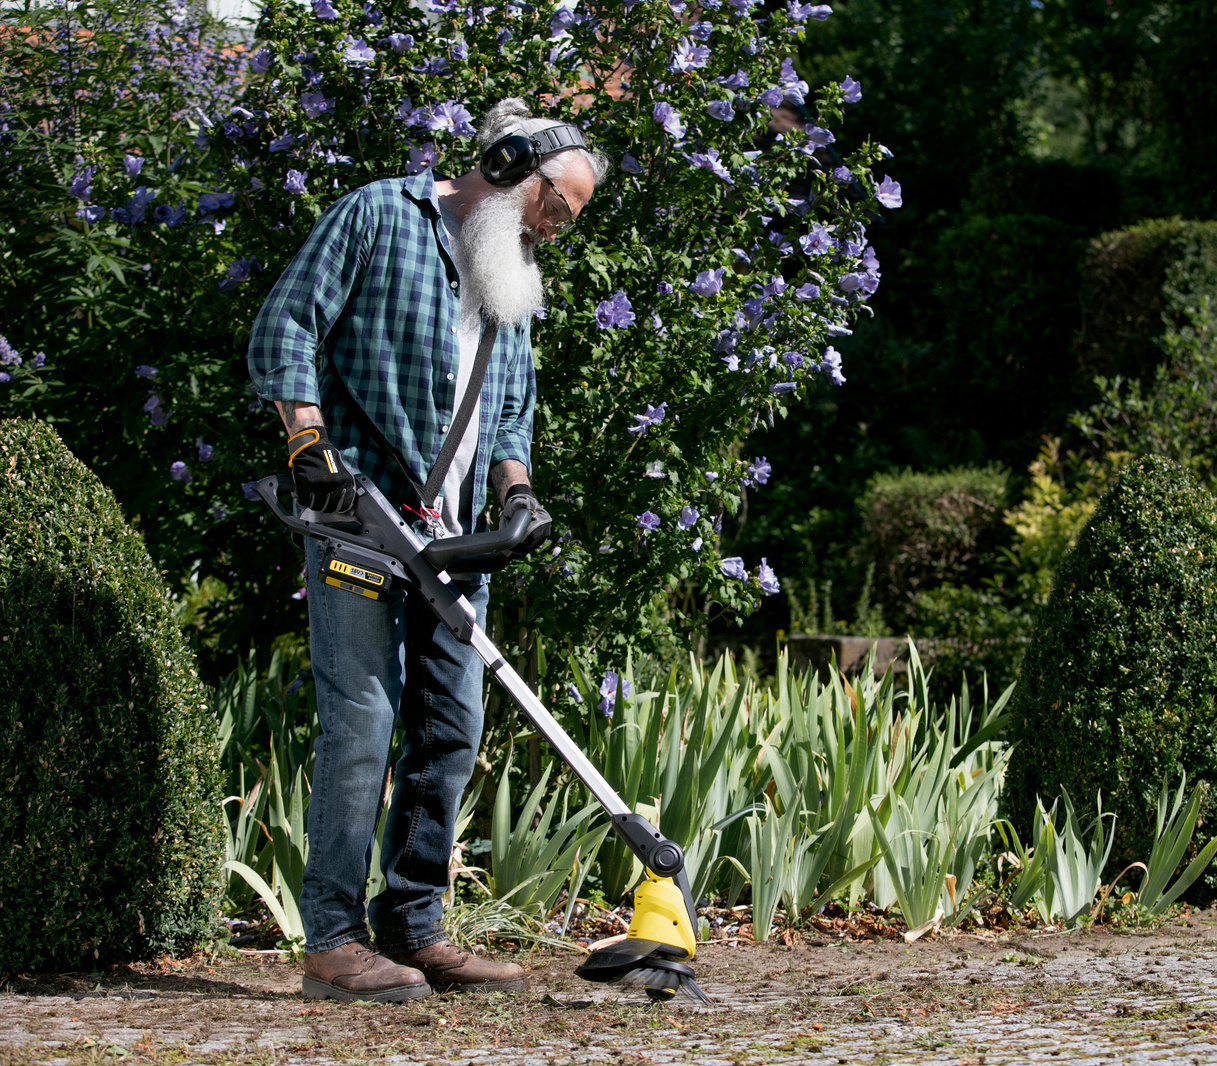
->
[476,98,611,187]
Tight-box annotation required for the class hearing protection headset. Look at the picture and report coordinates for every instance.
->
[480,122,588,187]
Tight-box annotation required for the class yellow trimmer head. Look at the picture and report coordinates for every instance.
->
[576,872,710,1003]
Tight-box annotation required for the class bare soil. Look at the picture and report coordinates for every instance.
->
[3,912,1216,1065]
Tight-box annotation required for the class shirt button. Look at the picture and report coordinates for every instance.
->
[450,281,459,290]
[446,372,455,380]
[450,325,457,333]
[440,424,449,433]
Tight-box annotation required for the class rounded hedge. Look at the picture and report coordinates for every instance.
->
[1006,455,1217,866]
[0,419,222,970]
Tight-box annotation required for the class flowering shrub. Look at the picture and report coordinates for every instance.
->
[1,0,895,669]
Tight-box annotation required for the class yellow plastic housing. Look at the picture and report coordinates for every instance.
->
[626,873,697,960]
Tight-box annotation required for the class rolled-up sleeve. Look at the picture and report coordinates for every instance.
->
[490,321,536,473]
[247,188,376,406]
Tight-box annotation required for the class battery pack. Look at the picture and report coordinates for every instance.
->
[320,547,392,600]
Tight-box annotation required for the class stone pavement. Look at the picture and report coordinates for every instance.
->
[2,918,1216,1064]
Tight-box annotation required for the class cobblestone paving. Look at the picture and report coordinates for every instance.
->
[3,921,1216,1064]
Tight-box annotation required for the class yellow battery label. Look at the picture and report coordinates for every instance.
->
[325,576,381,600]
[327,559,386,586]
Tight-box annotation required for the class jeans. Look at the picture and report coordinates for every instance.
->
[299,534,488,954]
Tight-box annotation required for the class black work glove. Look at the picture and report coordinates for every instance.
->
[287,425,357,512]
[499,483,552,559]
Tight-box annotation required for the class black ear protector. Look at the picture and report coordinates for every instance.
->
[480,122,588,187]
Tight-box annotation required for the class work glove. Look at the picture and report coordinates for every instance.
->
[287,425,357,513]
[499,483,552,559]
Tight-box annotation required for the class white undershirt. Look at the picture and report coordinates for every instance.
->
[438,206,482,538]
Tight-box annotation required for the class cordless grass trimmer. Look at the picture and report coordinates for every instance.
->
[257,471,711,1004]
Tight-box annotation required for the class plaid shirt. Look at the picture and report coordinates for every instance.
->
[247,173,535,536]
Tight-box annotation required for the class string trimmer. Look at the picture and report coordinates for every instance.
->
[256,472,710,1004]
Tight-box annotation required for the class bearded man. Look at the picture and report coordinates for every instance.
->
[247,99,607,1002]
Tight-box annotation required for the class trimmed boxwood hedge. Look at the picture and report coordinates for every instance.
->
[0,419,222,971]
[1005,455,1217,867]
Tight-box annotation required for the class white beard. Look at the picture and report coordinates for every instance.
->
[453,186,544,323]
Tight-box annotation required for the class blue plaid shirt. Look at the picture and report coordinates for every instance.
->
[247,173,535,537]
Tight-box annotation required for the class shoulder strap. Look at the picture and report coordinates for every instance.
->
[325,316,499,510]
[418,316,498,507]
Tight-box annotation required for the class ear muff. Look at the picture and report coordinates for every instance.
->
[479,123,590,187]
[480,134,540,187]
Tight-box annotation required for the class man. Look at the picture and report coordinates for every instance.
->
[248,98,608,1002]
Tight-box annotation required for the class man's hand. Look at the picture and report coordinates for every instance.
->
[287,425,357,512]
[499,483,552,558]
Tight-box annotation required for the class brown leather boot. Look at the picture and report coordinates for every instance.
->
[383,938,526,993]
[302,940,431,1003]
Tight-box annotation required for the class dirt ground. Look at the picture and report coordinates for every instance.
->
[3,912,1217,1065]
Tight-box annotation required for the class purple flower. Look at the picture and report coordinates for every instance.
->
[70,165,96,202]
[550,7,585,37]
[759,87,785,108]
[291,586,308,600]
[689,268,725,297]
[134,364,158,379]
[671,37,711,71]
[747,457,771,484]
[312,0,338,17]
[707,100,735,122]
[123,154,144,179]
[819,346,845,385]
[363,1,383,22]
[840,74,861,103]
[242,481,260,501]
[657,281,675,296]
[0,337,19,367]
[862,246,881,274]
[344,37,377,64]
[285,169,308,195]
[405,142,438,174]
[595,290,635,329]
[779,58,810,104]
[877,174,903,208]
[219,256,260,292]
[686,147,732,184]
[783,351,804,369]
[222,120,243,140]
[762,275,787,299]
[627,401,668,436]
[689,21,714,40]
[721,353,740,371]
[833,165,854,183]
[677,506,699,530]
[788,1,830,20]
[423,101,476,137]
[800,224,834,256]
[300,91,336,119]
[170,461,192,484]
[692,537,703,552]
[154,202,187,227]
[567,682,583,703]
[727,0,759,12]
[758,558,780,595]
[197,439,215,462]
[620,152,643,174]
[803,126,836,147]
[771,381,797,393]
[653,102,686,139]
[721,556,747,580]
[31,352,45,369]
[382,32,414,53]
[638,511,660,531]
[268,133,295,153]
[839,272,879,295]
[198,192,235,215]
[76,205,106,223]
[414,56,451,77]
[720,69,749,89]
[250,47,273,73]
[0,373,10,384]
[598,670,632,716]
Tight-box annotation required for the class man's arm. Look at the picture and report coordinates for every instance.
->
[490,459,530,506]
[276,400,326,436]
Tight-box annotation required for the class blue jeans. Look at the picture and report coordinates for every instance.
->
[299,535,488,954]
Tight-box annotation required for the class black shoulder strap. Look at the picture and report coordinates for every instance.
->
[326,316,499,510]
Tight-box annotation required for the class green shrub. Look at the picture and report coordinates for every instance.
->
[856,465,1012,628]
[1074,218,1217,385]
[1006,455,1217,867]
[0,419,222,971]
